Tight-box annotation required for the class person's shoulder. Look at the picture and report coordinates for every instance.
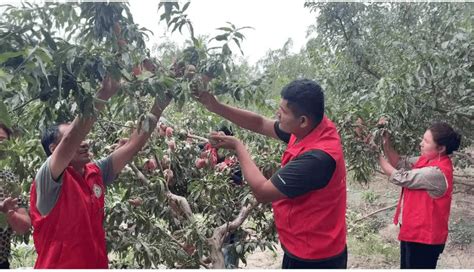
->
[87,161,101,169]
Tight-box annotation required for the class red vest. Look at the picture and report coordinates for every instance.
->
[393,155,453,245]
[29,163,108,268]
[272,116,347,260]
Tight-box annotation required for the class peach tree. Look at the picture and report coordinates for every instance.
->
[0,2,280,268]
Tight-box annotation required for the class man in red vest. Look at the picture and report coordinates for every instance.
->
[196,79,348,269]
[29,75,171,268]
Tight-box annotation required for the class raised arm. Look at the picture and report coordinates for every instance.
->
[108,95,171,176]
[381,131,401,167]
[48,76,120,180]
[194,90,279,140]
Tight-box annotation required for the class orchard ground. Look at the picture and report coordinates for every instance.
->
[10,168,473,269]
[245,170,474,269]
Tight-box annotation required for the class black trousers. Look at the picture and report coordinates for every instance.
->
[0,260,9,269]
[282,246,347,269]
[400,241,445,269]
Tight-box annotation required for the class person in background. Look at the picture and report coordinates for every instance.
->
[0,123,31,269]
[378,121,462,269]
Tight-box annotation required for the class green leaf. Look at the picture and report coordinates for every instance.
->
[41,28,57,50]
[214,34,229,41]
[216,27,232,32]
[222,44,232,56]
[0,69,14,90]
[0,51,24,64]
[182,1,190,12]
[0,100,12,128]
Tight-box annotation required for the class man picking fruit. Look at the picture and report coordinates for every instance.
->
[195,79,348,269]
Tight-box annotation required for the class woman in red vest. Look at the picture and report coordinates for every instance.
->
[378,122,462,269]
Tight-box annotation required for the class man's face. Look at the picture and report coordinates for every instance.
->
[54,124,92,165]
[276,99,300,134]
[0,128,8,143]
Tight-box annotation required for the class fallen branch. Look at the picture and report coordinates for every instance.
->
[454,174,474,179]
[354,203,397,223]
[453,151,474,164]
[454,180,474,187]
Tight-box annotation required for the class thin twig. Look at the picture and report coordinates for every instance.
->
[354,203,397,223]
[98,118,134,129]
[129,162,150,186]
[10,95,39,112]
[186,133,208,142]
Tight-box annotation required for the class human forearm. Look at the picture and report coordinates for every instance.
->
[234,143,271,201]
[379,155,396,176]
[110,114,158,176]
[209,101,270,135]
[50,76,120,179]
[382,140,400,167]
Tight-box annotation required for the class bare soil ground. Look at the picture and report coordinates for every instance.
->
[244,171,474,269]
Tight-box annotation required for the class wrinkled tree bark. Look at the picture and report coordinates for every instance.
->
[130,163,194,221]
[208,199,258,269]
[130,162,259,269]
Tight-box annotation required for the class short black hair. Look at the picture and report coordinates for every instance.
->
[428,122,462,155]
[0,123,13,140]
[280,79,324,126]
[41,124,62,156]
[217,125,233,136]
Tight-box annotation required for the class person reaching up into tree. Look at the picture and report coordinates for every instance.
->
[195,79,348,269]
[29,75,172,269]
[378,122,462,269]
[0,123,31,269]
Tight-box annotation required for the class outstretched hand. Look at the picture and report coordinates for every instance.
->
[208,132,242,150]
[152,92,173,115]
[0,197,18,214]
[97,75,121,100]
[192,88,218,110]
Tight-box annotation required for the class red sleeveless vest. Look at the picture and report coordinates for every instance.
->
[272,116,347,260]
[30,163,108,268]
[394,155,453,245]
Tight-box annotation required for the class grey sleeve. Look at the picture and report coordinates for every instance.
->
[35,157,63,216]
[395,156,420,170]
[95,156,115,186]
[389,166,448,198]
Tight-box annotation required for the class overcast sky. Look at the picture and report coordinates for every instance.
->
[128,0,316,64]
[0,0,316,64]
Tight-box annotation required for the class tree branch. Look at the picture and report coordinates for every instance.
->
[10,95,40,113]
[129,162,151,186]
[208,198,258,269]
[354,203,397,223]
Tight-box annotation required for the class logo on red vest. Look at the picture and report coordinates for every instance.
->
[93,184,102,198]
